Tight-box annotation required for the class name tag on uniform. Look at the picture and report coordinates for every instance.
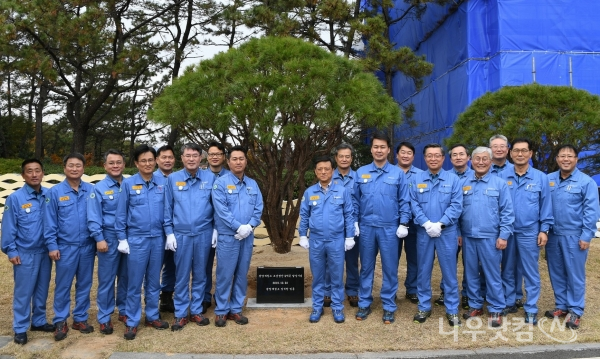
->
[59,196,70,201]
[417,184,427,188]
[462,186,471,191]
[132,185,142,190]
[21,203,32,209]
[361,174,371,179]
[104,190,114,195]
[227,185,236,190]
[507,181,513,186]
[310,195,320,200]
[549,181,555,187]
[176,182,186,186]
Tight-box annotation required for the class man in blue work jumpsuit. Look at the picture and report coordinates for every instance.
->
[353,132,411,324]
[490,134,523,309]
[321,143,359,308]
[212,145,264,327]
[499,139,553,325]
[202,141,229,314]
[45,153,95,341]
[2,159,54,345]
[435,144,478,309]
[87,149,128,335]
[155,145,176,313]
[164,143,215,330]
[545,144,599,330]
[460,147,514,328]
[410,144,463,326]
[396,141,421,305]
[299,155,355,323]
[115,145,170,340]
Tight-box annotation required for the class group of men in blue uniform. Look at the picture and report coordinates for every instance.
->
[1,142,263,344]
[300,132,599,330]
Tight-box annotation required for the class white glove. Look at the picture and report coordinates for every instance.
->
[427,222,443,238]
[423,220,434,232]
[396,225,408,238]
[237,224,253,239]
[234,233,243,240]
[212,229,218,248]
[165,233,177,251]
[118,239,130,254]
[354,222,360,237]
[344,238,355,251]
[299,236,309,249]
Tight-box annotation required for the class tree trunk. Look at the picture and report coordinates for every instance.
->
[35,83,48,159]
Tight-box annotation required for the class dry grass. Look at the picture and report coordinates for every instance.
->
[0,243,599,359]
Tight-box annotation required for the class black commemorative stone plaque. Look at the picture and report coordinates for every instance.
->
[256,267,304,303]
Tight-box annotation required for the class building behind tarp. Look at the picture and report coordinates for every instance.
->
[388,0,600,182]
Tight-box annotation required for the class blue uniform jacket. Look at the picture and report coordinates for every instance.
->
[299,182,355,239]
[333,168,357,215]
[87,175,122,242]
[410,169,462,228]
[45,180,93,251]
[164,169,215,236]
[405,165,423,233]
[491,161,514,176]
[1,185,48,257]
[452,167,473,180]
[211,172,264,235]
[115,173,165,239]
[353,162,411,227]
[499,167,553,236]
[153,169,169,186]
[458,172,514,240]
[548,168,599,241]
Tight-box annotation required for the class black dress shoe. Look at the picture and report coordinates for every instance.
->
[14,332,27,345]
[31,323,55,332]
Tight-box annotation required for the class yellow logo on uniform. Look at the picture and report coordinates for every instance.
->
[21,203,32,209]
[176,182,186,186]
[361,174,371,179]
[417,183,427,189]
[104,190,114,195]
[309,195,320,200]
[227,185,236,190]
[549,181,555,187]
[507,181,513,186]
[59,196,70,201]
[463,186,472,191]
[132,185,142,190]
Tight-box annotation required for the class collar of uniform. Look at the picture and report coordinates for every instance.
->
[106,175,122,188]
[319,181,332,193]
[453,168,467,177]
[184,169,200,181]
[61,178,87,193]
[155,169,169,178]
[227,172,245,186]
[334,168,354,180]
[492,162,507,171]
[472,172,490,182]
[24,183,44,198]
[369,161,390,173]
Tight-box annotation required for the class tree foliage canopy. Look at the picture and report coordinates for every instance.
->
[445,84,600,173]
[149,36,401,253]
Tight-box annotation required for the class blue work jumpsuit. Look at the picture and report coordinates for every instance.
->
[164,169,215,318]
[155,169,175,294]
[299,182,355,310]
[499,167,553,314]
[411,169,463,314]
[212,172,264,315]
[204,167,229,304]
[87,175,128,324]
[1,185,51,334]
[546,168,599,316]
[459,172,514,313]
[115,173,165,327]
[45,179,95,324]
[353,161,411,312]
[323,168,359,298]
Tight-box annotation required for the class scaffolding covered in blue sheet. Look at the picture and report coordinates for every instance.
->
[389,0,600,182]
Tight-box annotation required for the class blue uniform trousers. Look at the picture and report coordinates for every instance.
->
[13,252,52,333]
[53,243,96,323]
[215,234,254,315]
[515,265,524,300]
[546,234,588,316]
[439,246,485,297]
[324,235,360,297]
[126,236,163,327]
[173,230,212,317]
[203,247,216,302]
[310,238,345,310]
[97,235,128,323]
[358,225,399,312]
[400,232,418,295]
[417,228,459,314]
[463,237,505,313]
[514,234,541,313]
[161,248,176,292]
[501,233,517,307]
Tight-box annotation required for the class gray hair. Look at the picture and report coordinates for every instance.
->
[472,146,492,158]
[489,134,508,147]
[331,142,356,158]
[180,143,202,155]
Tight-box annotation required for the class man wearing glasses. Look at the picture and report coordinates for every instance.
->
[545,144,599,330]
[202,141,229,314]
[353,132,410,324]
[45,153,95,341]
[499,139,553,325]
[116,145,170,340]
[164,143,216,330]
[460,147,514,328]
[410,144,462,326]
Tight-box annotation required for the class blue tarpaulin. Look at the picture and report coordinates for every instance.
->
[386,0,600,183]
